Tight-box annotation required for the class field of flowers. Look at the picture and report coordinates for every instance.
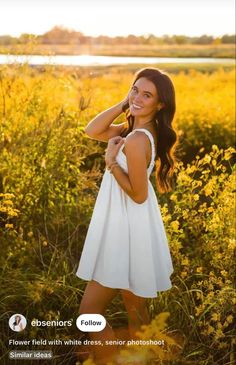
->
[0,63,235,365]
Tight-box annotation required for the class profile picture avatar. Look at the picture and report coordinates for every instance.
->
[9,314,27,332]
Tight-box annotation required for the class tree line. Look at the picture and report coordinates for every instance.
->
[0,26,235,46]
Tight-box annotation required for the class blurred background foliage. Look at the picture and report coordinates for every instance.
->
[0,63,235,364]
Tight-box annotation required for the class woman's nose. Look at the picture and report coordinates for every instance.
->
[134,94,142,103]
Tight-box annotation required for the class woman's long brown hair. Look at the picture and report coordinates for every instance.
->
[121,68,178,193]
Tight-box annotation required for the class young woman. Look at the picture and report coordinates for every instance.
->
[12,315,24,332]
[76,67,178,364]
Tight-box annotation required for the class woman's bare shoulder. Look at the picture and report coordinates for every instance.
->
[125,130,149,144]
[123,131,149,157]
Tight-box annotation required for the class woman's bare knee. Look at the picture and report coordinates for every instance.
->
[121,289,150,324]
[121,289,147,310]
[79,280,118,315]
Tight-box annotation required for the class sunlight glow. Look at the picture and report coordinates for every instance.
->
[0,0,235,37]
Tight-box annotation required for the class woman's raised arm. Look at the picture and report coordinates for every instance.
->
[85,97,129,142]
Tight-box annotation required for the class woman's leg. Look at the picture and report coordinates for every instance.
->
[121,289,150,339]
[79,280,119,363]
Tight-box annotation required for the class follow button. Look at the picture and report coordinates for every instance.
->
[76,314,106,332]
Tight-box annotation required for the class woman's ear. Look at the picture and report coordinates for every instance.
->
[157,102,165,111]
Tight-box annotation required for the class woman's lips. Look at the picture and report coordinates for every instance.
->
[132,103,142,110]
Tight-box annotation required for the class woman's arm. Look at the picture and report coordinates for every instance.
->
[85,99,128,142]
[106,133,149,204]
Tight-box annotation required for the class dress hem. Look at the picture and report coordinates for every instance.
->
[76,272,173,299]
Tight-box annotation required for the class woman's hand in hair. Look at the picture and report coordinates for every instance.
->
[121,91,130,112]
[105,136,124,166]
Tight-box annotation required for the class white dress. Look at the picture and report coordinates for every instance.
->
[76,128,174,298]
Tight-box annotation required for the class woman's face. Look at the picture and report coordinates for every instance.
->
[129,77,161,120]
[15,315,21,323]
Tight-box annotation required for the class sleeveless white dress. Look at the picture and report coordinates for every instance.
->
[76,128,173,298]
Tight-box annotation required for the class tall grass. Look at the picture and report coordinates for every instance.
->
[0,63,235,364]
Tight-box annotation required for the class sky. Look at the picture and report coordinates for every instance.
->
[0,0,235,38]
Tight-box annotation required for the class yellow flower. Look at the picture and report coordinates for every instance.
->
[207,207,214,213]
[206,325,215,334]
[3,200,13,206]
[212,145,219,152]
[187,165,197,173]
[196,267,203,273]
[170,220,180,231]
[211,313,220,322]
[195,306,203,316]
[224,147,235,160]
[193,194,199,201]
[196,180,203,186]
[181,257,190,266]
[162,214,171,223]
[8,209,19,217]
[196,292,203,300]
[170,194,177,202]
[0,193,14,198]
[226,315,234,323]
[207,291,214,299]
[182,210,189,219]
[204,186,213,196]
[204,155,211,163]
[228,239,236,250]
[220,270,228,277]
[181,271,188,279]
[214,328,224,340]
[5,223,13,229]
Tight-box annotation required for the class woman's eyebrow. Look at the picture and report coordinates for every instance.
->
[133,85,153,96]
[144,91,153,96]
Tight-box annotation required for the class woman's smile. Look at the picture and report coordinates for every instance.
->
[132,103,143,110]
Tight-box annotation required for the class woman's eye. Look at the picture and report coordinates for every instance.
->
[144,94,150,98]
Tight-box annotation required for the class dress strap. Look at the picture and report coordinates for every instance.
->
[128,128,156,170]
